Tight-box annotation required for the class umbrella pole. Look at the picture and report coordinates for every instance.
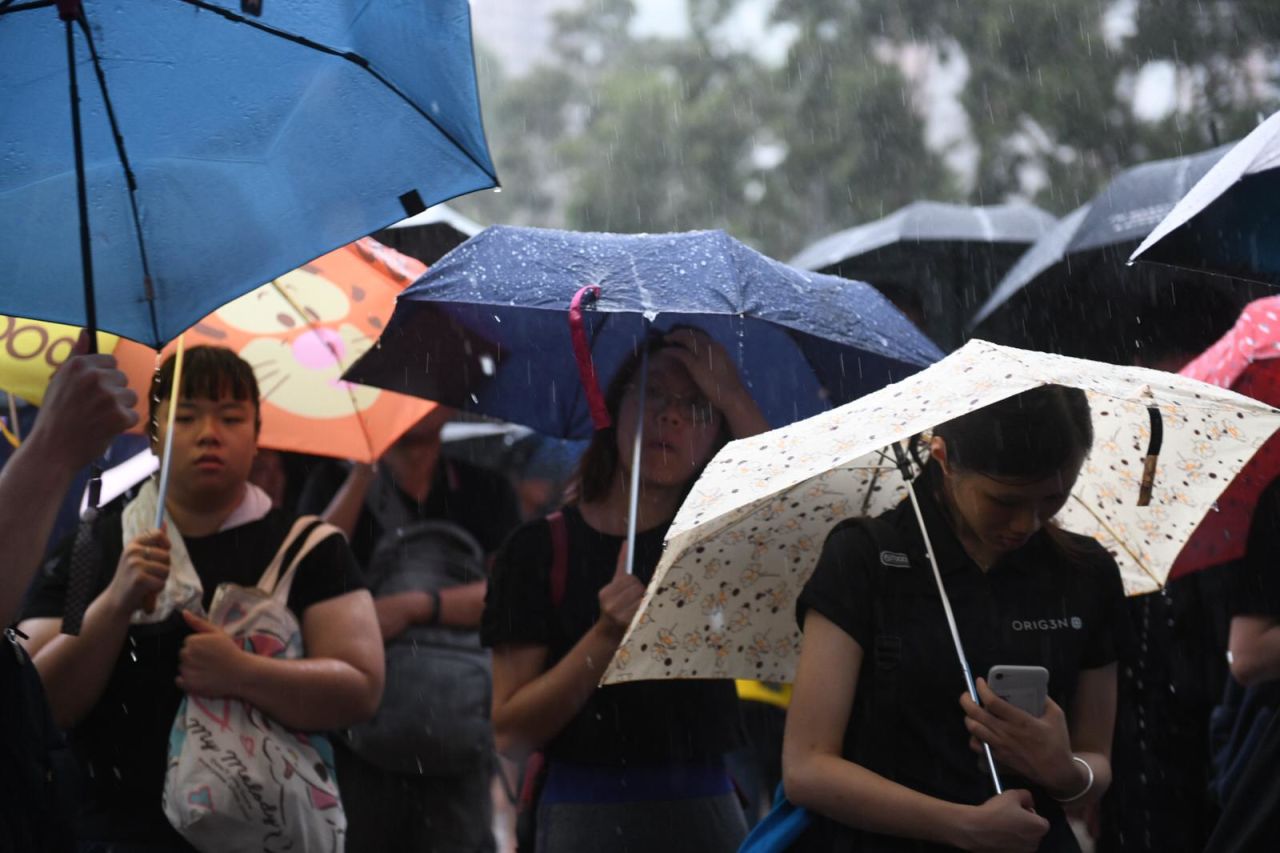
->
[8,393,21,443]
[63,10,99,356]
[902,477,1004,795]
[153,337,186,529]
[624,344,650,576]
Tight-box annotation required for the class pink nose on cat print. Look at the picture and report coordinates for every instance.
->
[291,328,346,370]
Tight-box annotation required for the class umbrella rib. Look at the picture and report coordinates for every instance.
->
[172,0,498,183]
[75,12,161,345]
[0,0,54,16]
[1067,493,1163,589]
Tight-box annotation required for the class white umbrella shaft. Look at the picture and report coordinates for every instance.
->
[153,338,185,529]
[904,479,1004,795]
[624,347,649,576]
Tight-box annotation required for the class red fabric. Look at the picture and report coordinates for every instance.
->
[568,284,611,431]
[56,0,81,21]
[1172,296,1280,578]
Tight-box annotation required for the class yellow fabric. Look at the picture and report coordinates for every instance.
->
[0,316,117,404]
[735,679,793,709]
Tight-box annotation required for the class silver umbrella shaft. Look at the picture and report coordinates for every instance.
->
[903,478,1004,795]
[624,345,650,576]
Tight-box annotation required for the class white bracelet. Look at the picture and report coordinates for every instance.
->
[1053,755,1095,804]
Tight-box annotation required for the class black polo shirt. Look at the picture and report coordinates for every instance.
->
[797,473,1127,852]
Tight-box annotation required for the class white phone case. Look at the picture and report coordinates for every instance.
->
[987,665,1049,717]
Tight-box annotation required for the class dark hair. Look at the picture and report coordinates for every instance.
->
[933,384,1092,482]
[574,333,733,504]
[149,345,261,443]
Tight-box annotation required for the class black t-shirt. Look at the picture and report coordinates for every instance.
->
[298,458,521,563]
[21,502,366,846]
[481,505,741,765]
[797,480,1127,853]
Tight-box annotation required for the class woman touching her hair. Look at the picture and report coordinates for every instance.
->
[482,328,769,853]
[784,385,1126,852]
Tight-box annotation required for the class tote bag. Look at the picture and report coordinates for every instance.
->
[163,517,348,853]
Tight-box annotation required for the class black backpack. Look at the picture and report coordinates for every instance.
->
[0,627,74,853]
[343,471,494,777]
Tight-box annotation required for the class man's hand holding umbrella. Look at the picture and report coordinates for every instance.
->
[0,334,138,627]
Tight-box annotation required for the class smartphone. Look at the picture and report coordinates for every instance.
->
[987,665,1049,717]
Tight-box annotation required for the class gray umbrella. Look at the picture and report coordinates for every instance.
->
[969,145,1268,365]
[791,201,1056,350]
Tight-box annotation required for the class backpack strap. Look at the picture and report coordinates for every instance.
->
[546,511,569,608]
[365,466,417,535]
[257,516,338,602]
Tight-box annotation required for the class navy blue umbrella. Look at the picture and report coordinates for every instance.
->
[344,226,944,441]
[1132,111,1280,287]
[0,0,497,347]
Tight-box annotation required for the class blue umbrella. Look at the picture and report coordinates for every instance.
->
[344,226,944,440]
[1132,110,1280,286]
[0,0,497,348]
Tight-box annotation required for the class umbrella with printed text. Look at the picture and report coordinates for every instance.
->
[969,146,1266,364]
[791,202,1056,350]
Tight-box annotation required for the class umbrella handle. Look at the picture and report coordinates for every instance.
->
[569,285,611,431]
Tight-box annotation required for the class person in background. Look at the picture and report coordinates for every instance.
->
[300,405,522,853]
[785,386,1126,853]
[1,340,138,853]
[484,328,770,853]
[248,447,289,510]
[19,346,383,853]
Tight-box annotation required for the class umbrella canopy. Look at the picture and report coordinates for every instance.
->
[969,147,1262,364]
[600,340,1280,685]
[374,203,484,267]
[0,0,497,347]
[791,202,1056,349]
[345,226,945,440]
[1172,295,1280,576]
[109,237,436,463]
[1132,111,1280,286]
[0,317,119,404]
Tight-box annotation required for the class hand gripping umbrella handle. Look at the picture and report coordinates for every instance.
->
[568,285,611,431]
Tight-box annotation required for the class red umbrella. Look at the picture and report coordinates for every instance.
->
[1173,296,1280,578]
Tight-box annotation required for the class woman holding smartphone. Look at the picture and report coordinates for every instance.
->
[784,385,1127,852]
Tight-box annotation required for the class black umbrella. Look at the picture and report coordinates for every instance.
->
[970,146,1268,366]
[790,201,1056,349]
[1132,111,1280,287]
[373,204,484,268]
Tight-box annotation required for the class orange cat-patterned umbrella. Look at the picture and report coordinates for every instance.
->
[114,238,436,463]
